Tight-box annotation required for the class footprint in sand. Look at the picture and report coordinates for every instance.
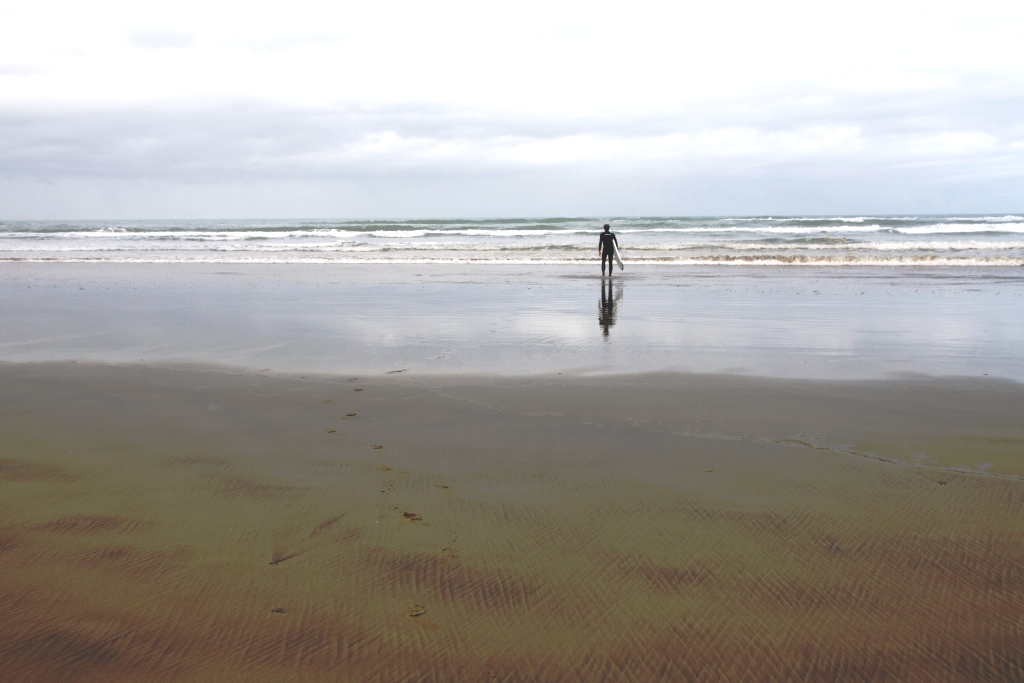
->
[705,469,714,473]
[354,388,364,392]
[373,445,384,450]
[378,466,392,472]
[442,547,459,558]
[327,429,337,434]
[402,511,422,522]
[323,400,333,404]
[407,604,426,617]
[270,608,286,614]
[345,413,357,418]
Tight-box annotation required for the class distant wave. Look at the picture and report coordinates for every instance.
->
[5,255,1023,266]
[6,225,1024,240]
[5,240,1024,253]
[3,216,1023,266]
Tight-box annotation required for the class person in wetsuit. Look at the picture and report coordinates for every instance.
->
[598,224,619,277]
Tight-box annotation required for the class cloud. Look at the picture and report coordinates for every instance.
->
[1,87,1021,219]
[127,29,195,50]
[0,64,43,77]
[1,0,1022,217]
[2,86,1021,183]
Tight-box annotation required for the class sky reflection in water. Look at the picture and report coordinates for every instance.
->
[2,265,1022,381]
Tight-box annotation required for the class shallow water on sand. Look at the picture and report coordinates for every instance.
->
[2,263,1023,380]
[2,264,1024,378]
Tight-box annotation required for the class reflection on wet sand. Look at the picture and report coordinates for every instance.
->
[599,279,622,337]
[3,263,1023,379]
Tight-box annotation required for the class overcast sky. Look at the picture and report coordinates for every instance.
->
[1,0,1022,219]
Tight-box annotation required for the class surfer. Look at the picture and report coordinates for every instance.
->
[598,224,619,277]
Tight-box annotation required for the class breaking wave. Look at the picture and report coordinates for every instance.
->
[3,216,1023,266]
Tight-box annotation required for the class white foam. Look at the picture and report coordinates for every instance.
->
[896,223,1024,234]
[5,254,1023,266]
[4,216,1024,266]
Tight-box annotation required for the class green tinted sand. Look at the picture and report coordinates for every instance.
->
[1,364,1022,682]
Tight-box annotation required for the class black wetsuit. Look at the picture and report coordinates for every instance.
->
[599,232,618,275]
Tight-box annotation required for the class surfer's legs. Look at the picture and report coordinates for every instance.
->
[602,252,613,276]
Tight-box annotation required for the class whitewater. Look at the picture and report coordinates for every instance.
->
[2,216,1023,266]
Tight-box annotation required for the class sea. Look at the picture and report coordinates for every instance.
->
[2,215,1024,265]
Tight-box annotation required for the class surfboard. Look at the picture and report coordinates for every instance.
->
[613,243,624,270]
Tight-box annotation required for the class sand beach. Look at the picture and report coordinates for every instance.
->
[2,361,1023,681]
[1,258,1023,681]
[5,0,1024,674]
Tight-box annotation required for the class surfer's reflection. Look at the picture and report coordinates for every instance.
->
[598,279,622,337]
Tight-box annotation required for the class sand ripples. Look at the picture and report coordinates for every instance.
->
[1,365,1022,681]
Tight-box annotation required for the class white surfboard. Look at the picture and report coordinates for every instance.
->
[613,243,624,270]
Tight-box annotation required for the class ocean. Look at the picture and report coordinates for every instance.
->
[3,215,1023,265]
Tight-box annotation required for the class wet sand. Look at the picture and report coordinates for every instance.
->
[3,262,1023,380]
[1,362,1023,682]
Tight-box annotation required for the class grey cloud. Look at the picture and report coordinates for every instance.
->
[1,87,1022,218]
[3,92,1022,175]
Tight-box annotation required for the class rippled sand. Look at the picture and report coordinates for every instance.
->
[1,364,1022,682]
